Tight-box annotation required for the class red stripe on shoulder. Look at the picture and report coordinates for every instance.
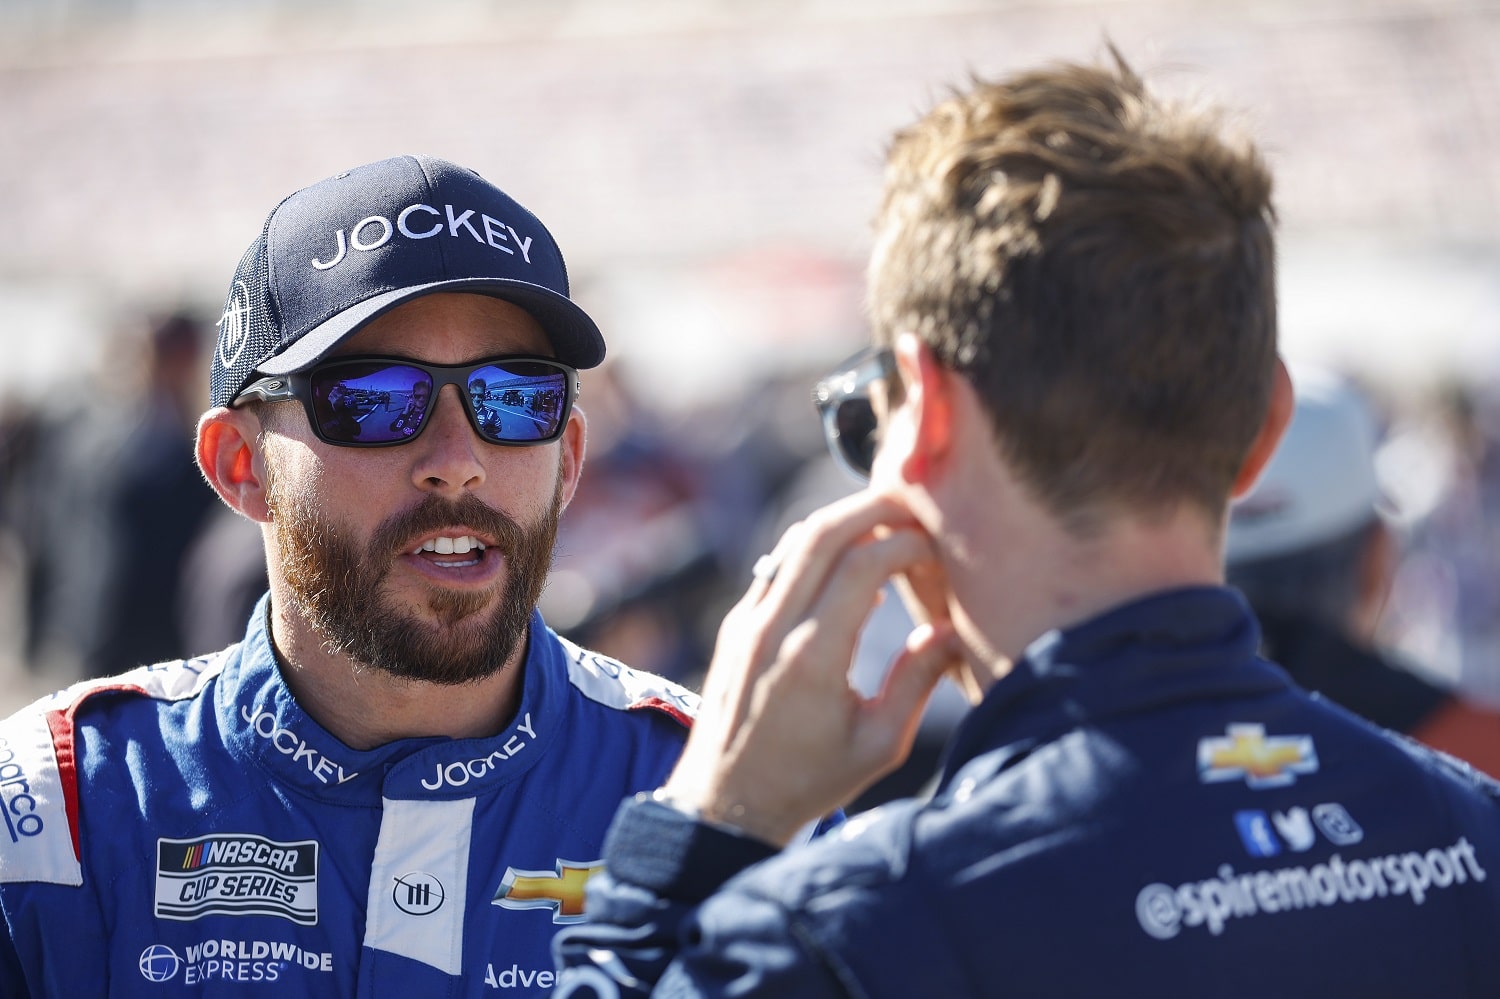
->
[629,696,694,729]
[43,682,149,864]
[42,706,81,864]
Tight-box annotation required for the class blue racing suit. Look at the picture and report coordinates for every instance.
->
[553,587,1500,998]
[0,596,699,997]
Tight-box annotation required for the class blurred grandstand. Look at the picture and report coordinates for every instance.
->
[2,0,1499,725]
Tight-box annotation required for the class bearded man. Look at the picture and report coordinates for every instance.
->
[0,156,769,998]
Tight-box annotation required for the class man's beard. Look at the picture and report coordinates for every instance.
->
[266,460,563,686]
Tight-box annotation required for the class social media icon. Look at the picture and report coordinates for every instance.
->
[1313,803,1365,846]
[1234,810,1281,857]
[1272,807,1317,852]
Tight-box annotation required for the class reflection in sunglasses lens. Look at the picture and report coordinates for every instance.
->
[835,398,877,476]
[467,363,569,443]
[312,363,433,445]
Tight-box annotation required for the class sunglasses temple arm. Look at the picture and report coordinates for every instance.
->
[233,377,297,405]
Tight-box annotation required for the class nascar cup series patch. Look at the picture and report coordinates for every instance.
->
[155,834,319,925]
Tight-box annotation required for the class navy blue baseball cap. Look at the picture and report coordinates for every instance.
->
[210,155,604,409]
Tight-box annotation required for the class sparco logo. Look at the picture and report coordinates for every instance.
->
[420,712,536,790]
[310,202,536,271]
[216,281,251,370]
[0,737,43,842]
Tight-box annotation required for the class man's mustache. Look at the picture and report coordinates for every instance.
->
[368,493,525,563]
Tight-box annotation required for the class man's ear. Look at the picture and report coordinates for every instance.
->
[1231,357,1295,500]
[197,406,273,523]
[1350,518,1398,645]
[556,406,587,511]
[889,333,956,487]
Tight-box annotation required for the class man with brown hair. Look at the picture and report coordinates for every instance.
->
[553,52,1500,996]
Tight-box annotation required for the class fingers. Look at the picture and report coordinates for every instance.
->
[807,530,936,657]
[890,559,950,631]
[670,489,953,842]
[731,490,929,655]
[727,491,946,707]
[743,552,783,606]
[756,492,924,614]
[858,621,959,768]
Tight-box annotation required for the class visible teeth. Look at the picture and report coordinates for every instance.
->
[415,535,485,556]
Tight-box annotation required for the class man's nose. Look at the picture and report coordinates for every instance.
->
[409,383,486,493]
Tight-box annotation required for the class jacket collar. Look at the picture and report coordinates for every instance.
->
[938,586,1286,786]
[216,594,563,804]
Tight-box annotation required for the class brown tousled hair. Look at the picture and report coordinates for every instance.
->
[867,50,1277,532]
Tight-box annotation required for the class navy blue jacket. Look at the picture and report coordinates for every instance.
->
[553,587,1500,997]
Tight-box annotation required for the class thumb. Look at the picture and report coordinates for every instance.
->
[863,622,958,763]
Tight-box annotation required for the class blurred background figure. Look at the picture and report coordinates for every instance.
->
[1227,365,1500,776]
[540,363,727,687]
[8,309,218,682]
[1384,381,1500,708]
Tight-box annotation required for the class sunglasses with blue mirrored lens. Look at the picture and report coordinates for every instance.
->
[234,354,578,448]
[813,347,896,481]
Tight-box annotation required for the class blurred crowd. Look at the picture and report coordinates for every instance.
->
[4,306,1500,789]
[0,312,233,689]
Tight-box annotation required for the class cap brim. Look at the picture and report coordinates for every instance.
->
[256,277,605,376]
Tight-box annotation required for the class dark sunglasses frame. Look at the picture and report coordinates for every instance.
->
[813,346,896,481]
[234,354,579,448]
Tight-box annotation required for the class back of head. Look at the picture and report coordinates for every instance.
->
[867,50,1277,528]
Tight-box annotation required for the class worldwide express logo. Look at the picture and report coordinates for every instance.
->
[139,939,333,986]
[155,834,319,925]
[492,859,603,923]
